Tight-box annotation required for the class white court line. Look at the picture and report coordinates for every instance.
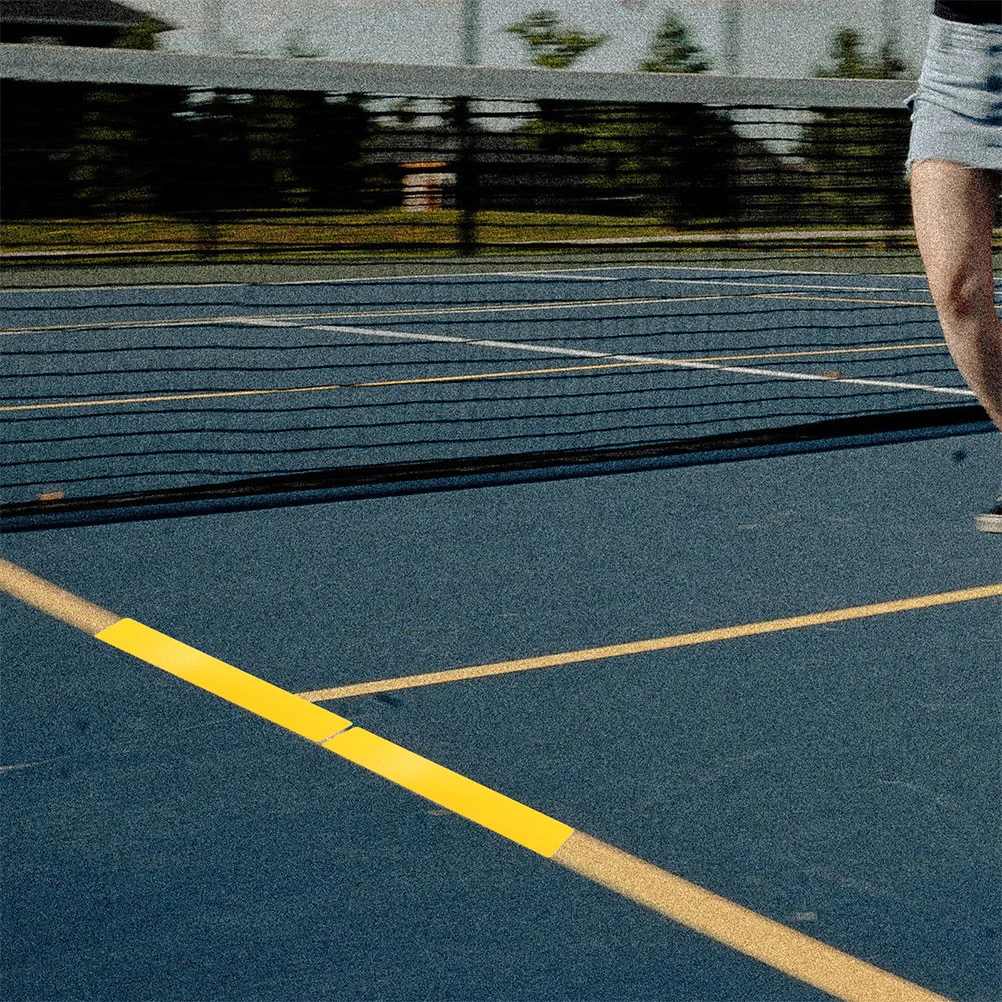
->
[278,294,740,322]
[499,272,621,282]
[242,318,974,399]
[507,263,938,284]
[222,294,739,324]
[650,278,935,296]
[1,282,960,336]
[5,260,997,298]
[0,295,743,335]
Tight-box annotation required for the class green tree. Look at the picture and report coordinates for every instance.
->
[819,28,872,78]
[506,9,608,69]
[815,28,908,80]
[232,37,378,213]
[284,94,378,210]
[796,27,912,228]
[70,17,186,216]
[176,88,379,216]
[504,9,609,212]
[625,12,736,226]
[639,11,711,73]
[112,15,166,51]
[508,8,738,228]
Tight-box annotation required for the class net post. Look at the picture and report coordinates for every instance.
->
[462,0,480,66]
[722,0,740,76]
[454,95,479,257]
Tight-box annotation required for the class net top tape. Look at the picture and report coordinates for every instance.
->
[0,43,917,109]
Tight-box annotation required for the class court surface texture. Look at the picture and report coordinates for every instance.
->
[2,265,1000,1002]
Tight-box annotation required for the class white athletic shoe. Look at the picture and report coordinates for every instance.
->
[975,499,1002,533]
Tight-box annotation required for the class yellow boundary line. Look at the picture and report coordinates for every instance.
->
[0,556,978,1002]
[298,583,1002,701]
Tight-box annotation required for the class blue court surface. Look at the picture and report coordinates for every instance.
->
[1,265,1000,1002]
[0,264,985,505]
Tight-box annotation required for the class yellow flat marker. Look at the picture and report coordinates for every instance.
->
[321,727,573,857]
[0,557,959,1002]
[299,583,1002,701]
[96,618,352,742]
[96,622,570,856]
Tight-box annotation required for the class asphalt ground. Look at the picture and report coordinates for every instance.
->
[1,266,1000,1002]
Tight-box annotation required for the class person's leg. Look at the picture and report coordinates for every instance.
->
[910,160,1002,430]
[911,160,1001,530]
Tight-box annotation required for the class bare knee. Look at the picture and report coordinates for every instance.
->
[931,272,997,334]
[910,161,1000,334]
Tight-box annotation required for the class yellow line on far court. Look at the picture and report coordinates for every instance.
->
[0,557,959,1002]
[349,342,948,389]
[0,289,942,338]
[299,583,1002,702]
[0,342,947,414]
[751,293,935,308]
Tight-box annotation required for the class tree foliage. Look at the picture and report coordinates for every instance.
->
[61,17,379,222]
[796,27,912,227]
[11,15,914,239]
[639,12,711,73]
[70,20,186,215]
[506,10,609,69]
[628,11,734,225]
[814,28,909,80]
[111,16,166,51]
[506,8,738,227]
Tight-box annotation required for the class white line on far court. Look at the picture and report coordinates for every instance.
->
[499,271,622,282]
[0,295,745,335]
[649,277,935,296]
[241,318,973,399]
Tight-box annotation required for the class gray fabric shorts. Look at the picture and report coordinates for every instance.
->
[906,15,1002,175]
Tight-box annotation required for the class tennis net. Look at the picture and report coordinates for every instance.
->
[3,44,927,265]
[0,47,995,529]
